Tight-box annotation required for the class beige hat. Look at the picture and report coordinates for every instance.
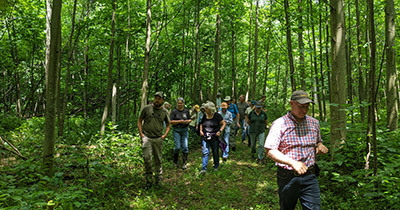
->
[291,90,314,104]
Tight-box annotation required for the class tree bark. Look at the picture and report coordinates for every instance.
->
[231,12,236,101]
[355,0,365,122]
[329,0,347,157]
[298,0,306,90]
[385,0,398,131]
[213,1,220,104]
[100,0,116,135]
[251,0,259,100]
[141,0,152,109]
[44,0,62,176]
[284,0,296,91]
[246,0,252,101]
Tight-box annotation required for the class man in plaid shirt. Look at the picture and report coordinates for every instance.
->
[265,90,328,210]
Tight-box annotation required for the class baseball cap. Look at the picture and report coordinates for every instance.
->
[255,101,263,108]
[154,91,165,99]
[291,90,314,104]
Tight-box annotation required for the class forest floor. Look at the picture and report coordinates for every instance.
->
[130,136,283,209]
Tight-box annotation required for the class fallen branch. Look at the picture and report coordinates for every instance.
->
[0,136,27,160]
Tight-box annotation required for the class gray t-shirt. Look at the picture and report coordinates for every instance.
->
[237,101,249,120]
[139,104,170,138]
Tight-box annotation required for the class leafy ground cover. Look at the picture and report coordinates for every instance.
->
[1,116,399,209]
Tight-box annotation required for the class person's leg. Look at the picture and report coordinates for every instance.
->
[277,169,300,210]
[141,136,153,177]
[249,133,257,156]
[240,119,246,141]
[173,128,181,166]
[181,128,189,169]
[211,139,220,169]
[299,175,321,210]
[151,137,163,185]
[201,140,210,170]
[257,132,266,160]
[230,117,237,151]
[222,126,230,159]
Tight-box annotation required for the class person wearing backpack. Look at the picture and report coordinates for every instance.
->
[223,96,240,151]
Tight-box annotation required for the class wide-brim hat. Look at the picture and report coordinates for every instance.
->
[255,101,263,108]
[154,91,165,99]
[223,96,231,101]
[291,90,314,104]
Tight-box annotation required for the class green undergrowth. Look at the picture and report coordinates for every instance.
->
[0,116,399,209]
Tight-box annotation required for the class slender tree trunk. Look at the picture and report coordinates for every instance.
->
[231,12,236,101]
[58,0,77,137]
[251,0,259,99]
[309,0,322,120]
[385,0,398,131]
[194,0,201,104]
[329,0,347,157]
[366,0,377,176]
[355,0,365,122]
[263,33,270,96]
[246,0,252,101]
[319,11,327,122]
[100,0,116,135]
[141,0,152,109]
[298,0,306,90]
[284,0,296,91]
[345,2,354,124]
[44,0,62,176]
[213,1,220,104]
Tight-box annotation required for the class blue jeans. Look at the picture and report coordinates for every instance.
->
[173,127,189,154]
[249,132,266,160]
[277,168,321,210]
[220,126,230,158]
[201,139,219,170]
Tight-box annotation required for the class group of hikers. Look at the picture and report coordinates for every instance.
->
[138,90,329,210]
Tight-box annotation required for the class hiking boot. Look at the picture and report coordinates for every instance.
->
[199,169,207,174]
[222,157,227,162]
[213,168,219,172]
[182,153,188,170]
[173,152,179,168]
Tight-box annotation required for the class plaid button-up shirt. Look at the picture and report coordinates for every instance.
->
[264,112,322,170]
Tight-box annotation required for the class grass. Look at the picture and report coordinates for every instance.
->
[130,136,280,210]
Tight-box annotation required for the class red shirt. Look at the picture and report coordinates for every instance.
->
[264,112,322,170]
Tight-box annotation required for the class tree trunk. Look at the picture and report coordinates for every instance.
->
[263,32,270,96]
[298,0,306,90]
[213,2,220,104]
[44,0,62,176]
[100,0,116,135]
[355,0,365,122]
[319,11,327,122]
[194,0,201,104]
[251,0,259,99]
[141,0,152,109]
[231,12,236,102]
[284,0,296,91]
[385,0,398,131]
[329,0,347,157]
[309,0,322,120]
[345,2,354,124]
[366,0,377,176]
[58,0,77,137]
[246,0,252,101]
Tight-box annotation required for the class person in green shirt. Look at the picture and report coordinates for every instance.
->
[138,92,171,188]
[247,101,268,163]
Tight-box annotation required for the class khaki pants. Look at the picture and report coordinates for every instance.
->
[142,136,163,177]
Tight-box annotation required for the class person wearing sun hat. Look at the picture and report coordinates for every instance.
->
[264,90,328,209]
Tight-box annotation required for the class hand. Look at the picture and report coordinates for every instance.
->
[161,134,167,139]
[316,143,328,154]
[216,130,221,137]
[290,160,308,175]
[139,133,144,138]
